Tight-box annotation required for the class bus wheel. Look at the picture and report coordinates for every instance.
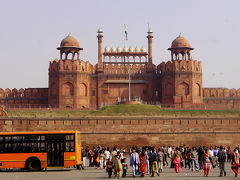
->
[26,157,41,171]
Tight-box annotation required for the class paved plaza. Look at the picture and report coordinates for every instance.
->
[0,161,237,180]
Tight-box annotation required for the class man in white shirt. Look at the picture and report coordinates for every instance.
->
[209,146,214,157]
[130,147,140,177]
[104,148,111,167]
[168,146,172,158]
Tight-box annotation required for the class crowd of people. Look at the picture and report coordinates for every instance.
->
[81,145,240,178]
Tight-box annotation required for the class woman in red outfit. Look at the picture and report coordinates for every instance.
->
[139,150,147,177]
[202,149,213,177]
[232,148,240,177]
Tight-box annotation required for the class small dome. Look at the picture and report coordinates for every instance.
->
[123,46,128,52]
[105,46,110,52]
[135,46,140,52]
[171,34,191,48]
[141,46,146,52]
[60,33,80,48]
[97,28,103,33]
[111,46,116,52]
[117,46,122,52]
[148,29,153,33]
[129,46,134,52]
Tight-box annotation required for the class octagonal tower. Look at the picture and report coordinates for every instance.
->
[158,34,203,106]
[48,34,93,108]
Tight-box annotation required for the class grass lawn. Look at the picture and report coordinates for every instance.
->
[5,104,240,118]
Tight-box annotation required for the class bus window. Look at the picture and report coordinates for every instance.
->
[66,141,74,152]
[12,136,23,152]
[0,136,3,152]
[5,136,12,152]
[66,135,74,141]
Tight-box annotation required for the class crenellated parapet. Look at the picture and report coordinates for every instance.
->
[157,59,202,74]
[49,59,94,73]
[0,88,48,98]
[103,63,156,74]
[203,88,240,98]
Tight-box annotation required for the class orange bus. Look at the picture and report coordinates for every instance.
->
[0,131,82,171]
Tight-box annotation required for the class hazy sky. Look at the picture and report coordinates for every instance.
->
[0,0,240,89]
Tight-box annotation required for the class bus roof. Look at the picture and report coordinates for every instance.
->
[0,131,80,135]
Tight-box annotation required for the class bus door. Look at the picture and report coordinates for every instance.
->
[46,135,64,167]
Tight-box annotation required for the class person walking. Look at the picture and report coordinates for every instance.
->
[139,150,147,177]
[172,147,183,173]
[150,148,159,177]
[157,148,164,172]
[106,158,113,178]
[217,146,226,177]
[198,146,204,169]
[122,158,128,178]
[202,148,213,177]
[145,147,150,175]
[104,148,111,168]
[186,148,192,169]
[162,146,168,166]
[115,152,123,179]
[231,148,240,177]
[191,147,199,172]
[146,147,152,175]
[99,150,104,170]
[130,147,140,178]
[82,147,87,168]
[227,147,233,163]
[213,146,219,167]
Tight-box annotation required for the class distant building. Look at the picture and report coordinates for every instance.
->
[0,29,239,109]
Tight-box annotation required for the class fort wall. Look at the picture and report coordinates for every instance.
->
[203,88,240,109]
[0,116,240,148]
[0,88,48,108]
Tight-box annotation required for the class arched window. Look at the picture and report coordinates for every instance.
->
[5,88,11,97]
[194,83,201,96]
[79,83,87,96]
[177,82,189,96]
[62,82,74,96]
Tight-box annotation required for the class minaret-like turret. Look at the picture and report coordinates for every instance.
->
[97,28,103,73]
[147,29,153,65]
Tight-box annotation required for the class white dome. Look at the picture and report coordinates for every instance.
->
[129,46,134,52]
[105,46,110,52]
[123,46,128,52]
[148,29,153,33]
[97,28,103,33]
[111,46,116,52]
[117,46,122,52]
[141,46,146,52]
[135,46,140,52]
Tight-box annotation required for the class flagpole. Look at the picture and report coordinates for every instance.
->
[129,61,131,102]
[124,24,131,102]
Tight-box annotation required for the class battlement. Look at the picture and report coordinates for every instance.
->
[49,59,94,73]
[203,88,240,98]
[157,59,202,74]
[102,63,157,74]
[0,88,48,98]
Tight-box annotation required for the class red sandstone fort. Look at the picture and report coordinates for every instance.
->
[0,29,239,109]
